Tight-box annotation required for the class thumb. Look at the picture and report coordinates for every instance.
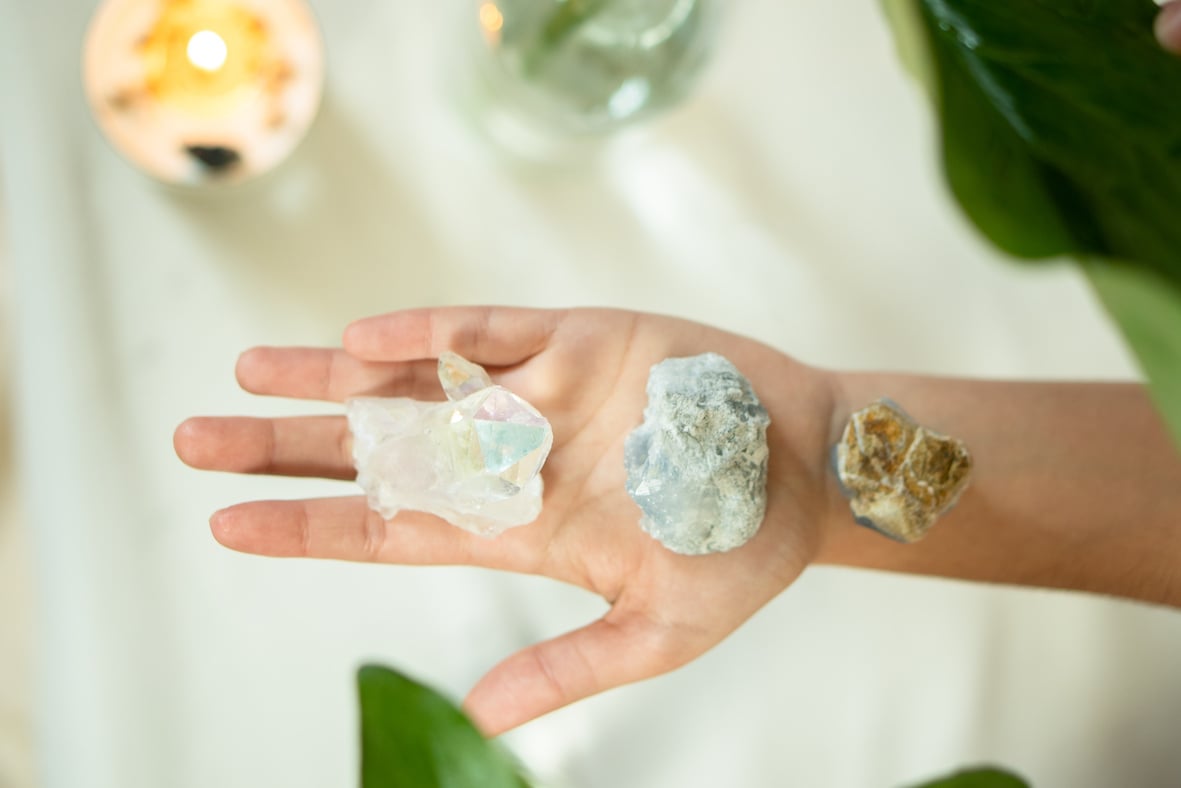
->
[463,610,684,736]
[1157,1,1181,55]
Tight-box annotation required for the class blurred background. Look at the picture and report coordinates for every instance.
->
[1,188,37,788]
[3,1,1181,787]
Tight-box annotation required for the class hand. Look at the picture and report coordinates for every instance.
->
[1159,1,1181,55]
[174,307,838,734]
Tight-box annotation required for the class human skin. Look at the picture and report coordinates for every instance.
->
[1159,1,1181,55]
[174,307,1181,736]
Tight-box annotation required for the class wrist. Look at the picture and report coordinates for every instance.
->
[756,356,846,565]
[811,368,872,566]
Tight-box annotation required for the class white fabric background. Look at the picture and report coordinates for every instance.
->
[0,188,37,788]
[3,1,1181,786]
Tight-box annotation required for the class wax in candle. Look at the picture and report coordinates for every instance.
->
[84,0,324,184]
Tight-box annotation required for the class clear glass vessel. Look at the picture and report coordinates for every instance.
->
[463,0,721,157]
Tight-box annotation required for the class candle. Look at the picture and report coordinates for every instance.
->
[84,0,324,184]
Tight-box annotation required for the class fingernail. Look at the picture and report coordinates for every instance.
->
[1157,3,1181,54]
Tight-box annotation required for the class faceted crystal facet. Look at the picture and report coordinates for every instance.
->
[348,355,552,536]
[624,353,770,555]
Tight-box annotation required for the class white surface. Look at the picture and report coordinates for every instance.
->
[3,1,1181,787]
[0,177,37,788]
[0,423,34,788]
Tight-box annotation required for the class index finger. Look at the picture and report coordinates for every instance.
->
[342,307,565,365]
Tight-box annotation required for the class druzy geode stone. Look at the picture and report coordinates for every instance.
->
[624,353,771,556]
[347,353,553,536]
[835,399,972,543]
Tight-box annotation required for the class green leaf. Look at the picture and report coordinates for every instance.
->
[881,0,1181,444]
[357,665,530,788]
[524,0,611,76]
[1085,263,1181,446]
[908,766,1031,788]
[879,0,935,84]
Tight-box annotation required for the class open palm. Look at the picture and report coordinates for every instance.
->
[175,307,836,734]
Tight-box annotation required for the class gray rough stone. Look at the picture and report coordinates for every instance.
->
[624,353,771,555]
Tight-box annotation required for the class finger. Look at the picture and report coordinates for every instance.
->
[1159,1,1181,54]
[174,416,354,479]
[235,347,440,401]
[209,497,544,572]
[342,306,564,365]
[463,610,682,736]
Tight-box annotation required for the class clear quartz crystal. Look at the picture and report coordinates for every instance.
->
[348,354,552,536]
[439,351,494,400]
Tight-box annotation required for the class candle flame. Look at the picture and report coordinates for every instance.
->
[479,2,504,41]
[187,29,228,71]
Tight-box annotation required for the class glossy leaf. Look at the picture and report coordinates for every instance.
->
[909,766,1030,788]
[1085,261,1181,443]
[358,665,530,788]
[882,0,1181,444]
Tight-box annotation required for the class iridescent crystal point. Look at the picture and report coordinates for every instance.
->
[348,354,552,536]
[439,351,494,401]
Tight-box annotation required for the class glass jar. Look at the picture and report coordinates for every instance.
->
[461,0,722,158]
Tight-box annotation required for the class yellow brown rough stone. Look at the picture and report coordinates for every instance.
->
[835,400,972,543]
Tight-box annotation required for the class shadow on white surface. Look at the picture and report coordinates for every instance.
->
[174,96,457,324]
